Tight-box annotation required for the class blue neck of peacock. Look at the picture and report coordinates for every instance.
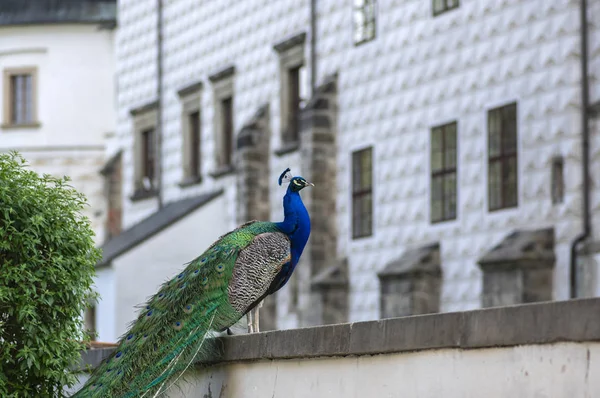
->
[275,186,311,265]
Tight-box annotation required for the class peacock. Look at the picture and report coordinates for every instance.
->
[72,168,312,397]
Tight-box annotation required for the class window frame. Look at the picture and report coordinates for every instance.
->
[430,121,458,223]
[130,101,159,199]
[353,0,377,46]
[177,83,203,185]
[551,156,564,205]
[432,0,460,17]
[351,146,374,239]
[219,96,234,168]
[188,110,201,179]
[273,33,307,149]
[84,304,97,341]
[487,102,518,212]
[140,127,156,185]
[286,65,302,143]
[209,66,235,176]
[2,66,39,129]
[101,151,123,240]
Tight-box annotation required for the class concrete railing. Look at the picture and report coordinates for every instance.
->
[70,298,600,397]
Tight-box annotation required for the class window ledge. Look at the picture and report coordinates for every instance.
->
[351,233,373,240]
[433,5,460,17]
[354,37,376,47]
[274,141,300,157]
[209,165,235,179]
[178,175,203,188]
[488,204,519,213]
[1,122,41,130]
[130,187,158,202]
[431,217,457,225]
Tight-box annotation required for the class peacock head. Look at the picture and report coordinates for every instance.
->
[278,168,314,192]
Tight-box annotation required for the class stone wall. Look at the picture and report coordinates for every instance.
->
[298,75,341,326]
[234,105,276,330]
[72,298,600,397]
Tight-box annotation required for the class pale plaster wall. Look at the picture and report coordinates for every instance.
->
[67,298,600,397]
[0,24,115,242]
[68,342,600,397]
[113,0,600,328]
[111,195,228,339]
[93,266,117,343]
[0,24,115,146]
[172,343,599,398]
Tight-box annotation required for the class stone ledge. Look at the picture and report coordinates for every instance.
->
[208,65,235,82]
[273,32,307,53]
[79,298,600,370]
[273,141,300,157]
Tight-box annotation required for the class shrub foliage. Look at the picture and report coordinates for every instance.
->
[0,152,101,397]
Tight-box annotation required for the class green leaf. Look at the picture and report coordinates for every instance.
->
[0,151,100,396]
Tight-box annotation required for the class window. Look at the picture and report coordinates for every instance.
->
[433,0,459,16]
[353,0,376,45]
[130,101,158,199]
[488,103,518,211]
[551,157,564,204]
[101,152,123,240]
[273,32,307,149]
[219,97,233,168]
[286,65,302,143]
[141,129,155,187]
[188,110,201,178]
[209,65,235,175]
[3,67,38,127]
[352,147,373,238]
[177,81,203,185]
[431,122,458,223]
[84,305,96,341]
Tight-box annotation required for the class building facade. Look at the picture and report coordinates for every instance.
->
[100,0,600,339]
[0,0,116,243]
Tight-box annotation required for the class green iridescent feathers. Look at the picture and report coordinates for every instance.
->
[74,221,282,398]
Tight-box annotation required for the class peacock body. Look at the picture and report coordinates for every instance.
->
[73,169,312,397]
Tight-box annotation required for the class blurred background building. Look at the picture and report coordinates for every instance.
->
[96,0,600,341]
[2,0,599,343]
[0,0,116,243]
[0,0,117,339]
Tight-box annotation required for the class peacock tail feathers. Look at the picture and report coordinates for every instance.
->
[73,221,286,398]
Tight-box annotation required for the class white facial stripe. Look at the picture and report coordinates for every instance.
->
[293,180,302,186]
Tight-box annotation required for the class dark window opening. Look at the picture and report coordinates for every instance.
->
[219,97,233,167]
[105,155,122,239]
[286,65,302,143]
[431,122,458,223]
[352,147,373,238]
[9,74,33,125]
[188,110,201,178]
[551,157,564,204]
[141,128,155,188]
[488,103,518,211]
[84,305,96,341]
[433,0,460,16]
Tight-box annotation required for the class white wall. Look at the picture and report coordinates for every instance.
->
[111,194,228,339]
[114,0,599,327]
[173,342,599,398]
[114,0,309,229]
[93,266,117,343]
[314,0,587,319]
[0,24,115,146]
[0,24,115,242]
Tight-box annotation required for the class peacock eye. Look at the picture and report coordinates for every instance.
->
[293,180,301,186]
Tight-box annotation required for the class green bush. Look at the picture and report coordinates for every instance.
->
[0,152,101,397]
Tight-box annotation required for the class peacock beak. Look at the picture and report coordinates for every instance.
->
[305,181,314,187]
